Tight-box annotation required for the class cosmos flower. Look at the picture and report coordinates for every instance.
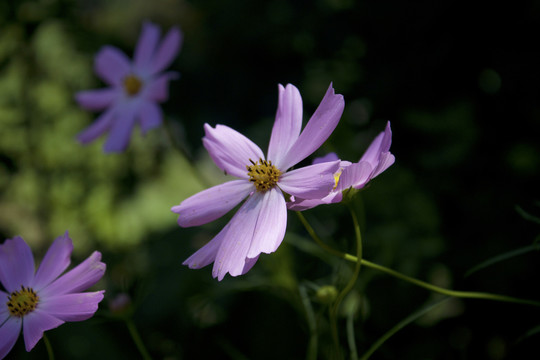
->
[76,21,182,152]
[289,121,395,210]
[172,83,344,280]
[0,232,106,359]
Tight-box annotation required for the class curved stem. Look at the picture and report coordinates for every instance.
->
[296,212,540,307]
[126,318,153,360]
[43,333,55,360]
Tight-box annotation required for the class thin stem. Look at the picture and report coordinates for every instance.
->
[43,333,55,360]
[299,284,318,360]
[347,310,359,360]
[126,318,153,360]
[296,212,540,307]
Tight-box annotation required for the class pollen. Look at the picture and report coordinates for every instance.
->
[246,158,282,192]
[7,285,39,317]
[123,74,143,96]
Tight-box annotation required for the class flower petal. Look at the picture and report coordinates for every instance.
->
[203,124,265,179]
[172,180,253,227]
[77,106,116,144]
[338,161,373,190]
[103,103,138,153]
[267,84,303,166]
[278,161,340,199]
[286,192,343,211]
[0,317,21,359]
[32,232,73,291]
[40,252,105,298]
[278,83,345,170]
[183,222,230,270]
[134,21,161,72]
[38,291,104,322]
[143,72,178,102]
[212,193,264,280]
[0,236,35,293]
[75,88,119,111]
[313,152,339,164]
[241,256,259,275]
[371,151,395,179]
[138,100,163,134]
[22,310,63,352]
[360,121,393,164]
[150,26,182,74]
[247,188,287,258]
[94,46,132,86]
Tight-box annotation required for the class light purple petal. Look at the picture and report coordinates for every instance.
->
[94,46,132,86]
[267,84,303,166]
[143,72,178,102]
[40,252,105,298]
[371,152,395,179]
[212,193,264,280]
[278,161,340,199]
[287,191,343,211]
[172,180,253,227]
[183,222,230,270]
[138,100,163,134]
[359,121,392,164]
[203,124,265,179]
[0,290,10,325]
[278,84,345,170]
[339,161,373,190]
[134,22,161,72]
[0,236,35,293]
[75,88,119,111]
[22,310,63,352]
[241,256,259,275]
[38,291,104,322]
[103,104,138,153]
[77,106,116,144]
[313,152,339,164]
[150,26,182,74]
[247,188,287,258]
[32,232,72,291]
[0,317,21,359]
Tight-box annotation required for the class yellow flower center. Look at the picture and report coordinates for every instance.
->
[7,286,39,317]
[123,74,143,96]
[246,158,282,192]
[333,168,343,190]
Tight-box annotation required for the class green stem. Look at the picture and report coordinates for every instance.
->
[126,318,153,360]
[296,212,540,307]
[299,284,318,360]
[43,333,55,360]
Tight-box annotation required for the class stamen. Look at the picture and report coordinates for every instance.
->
[7,285,39,317]
[123,74,143,96]
[246,158,282,192]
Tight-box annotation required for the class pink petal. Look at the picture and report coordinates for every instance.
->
[359,122,392,163]
[241,256,259,275]
[32,232,73,291]
[338,161,373,190]
[203,124,265,179]
[287,191,343,211]
[40,252,105,298]
[0,317,21,359]
[143,72,178,102]
[138,100,163,134]
[38,291,104,322]
[103,104,138,153]
[22,310,63,352]
[247,188,287,258]
[212,193,265,280]
[371,152,395,179]
[278,161,340,199]
[279,83,345,170]
[0,236,35,293]
[75,88,119,111]
[183,222,230,270]
[77,106,116,144]
[94,46,132,86]
[312,152,339,164]
[172,180,253,227]
[134,22,161,72]
[150,26,182,74]
[267,84,303,166]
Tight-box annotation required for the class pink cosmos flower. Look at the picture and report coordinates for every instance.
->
[289,121,395,211]
[0,232,106,359]
[172,83,344,280]
[76,21,182,152]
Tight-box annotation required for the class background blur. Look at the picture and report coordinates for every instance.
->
[1,0,539,359]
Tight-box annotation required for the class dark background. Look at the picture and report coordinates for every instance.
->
[1,0,539,359]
